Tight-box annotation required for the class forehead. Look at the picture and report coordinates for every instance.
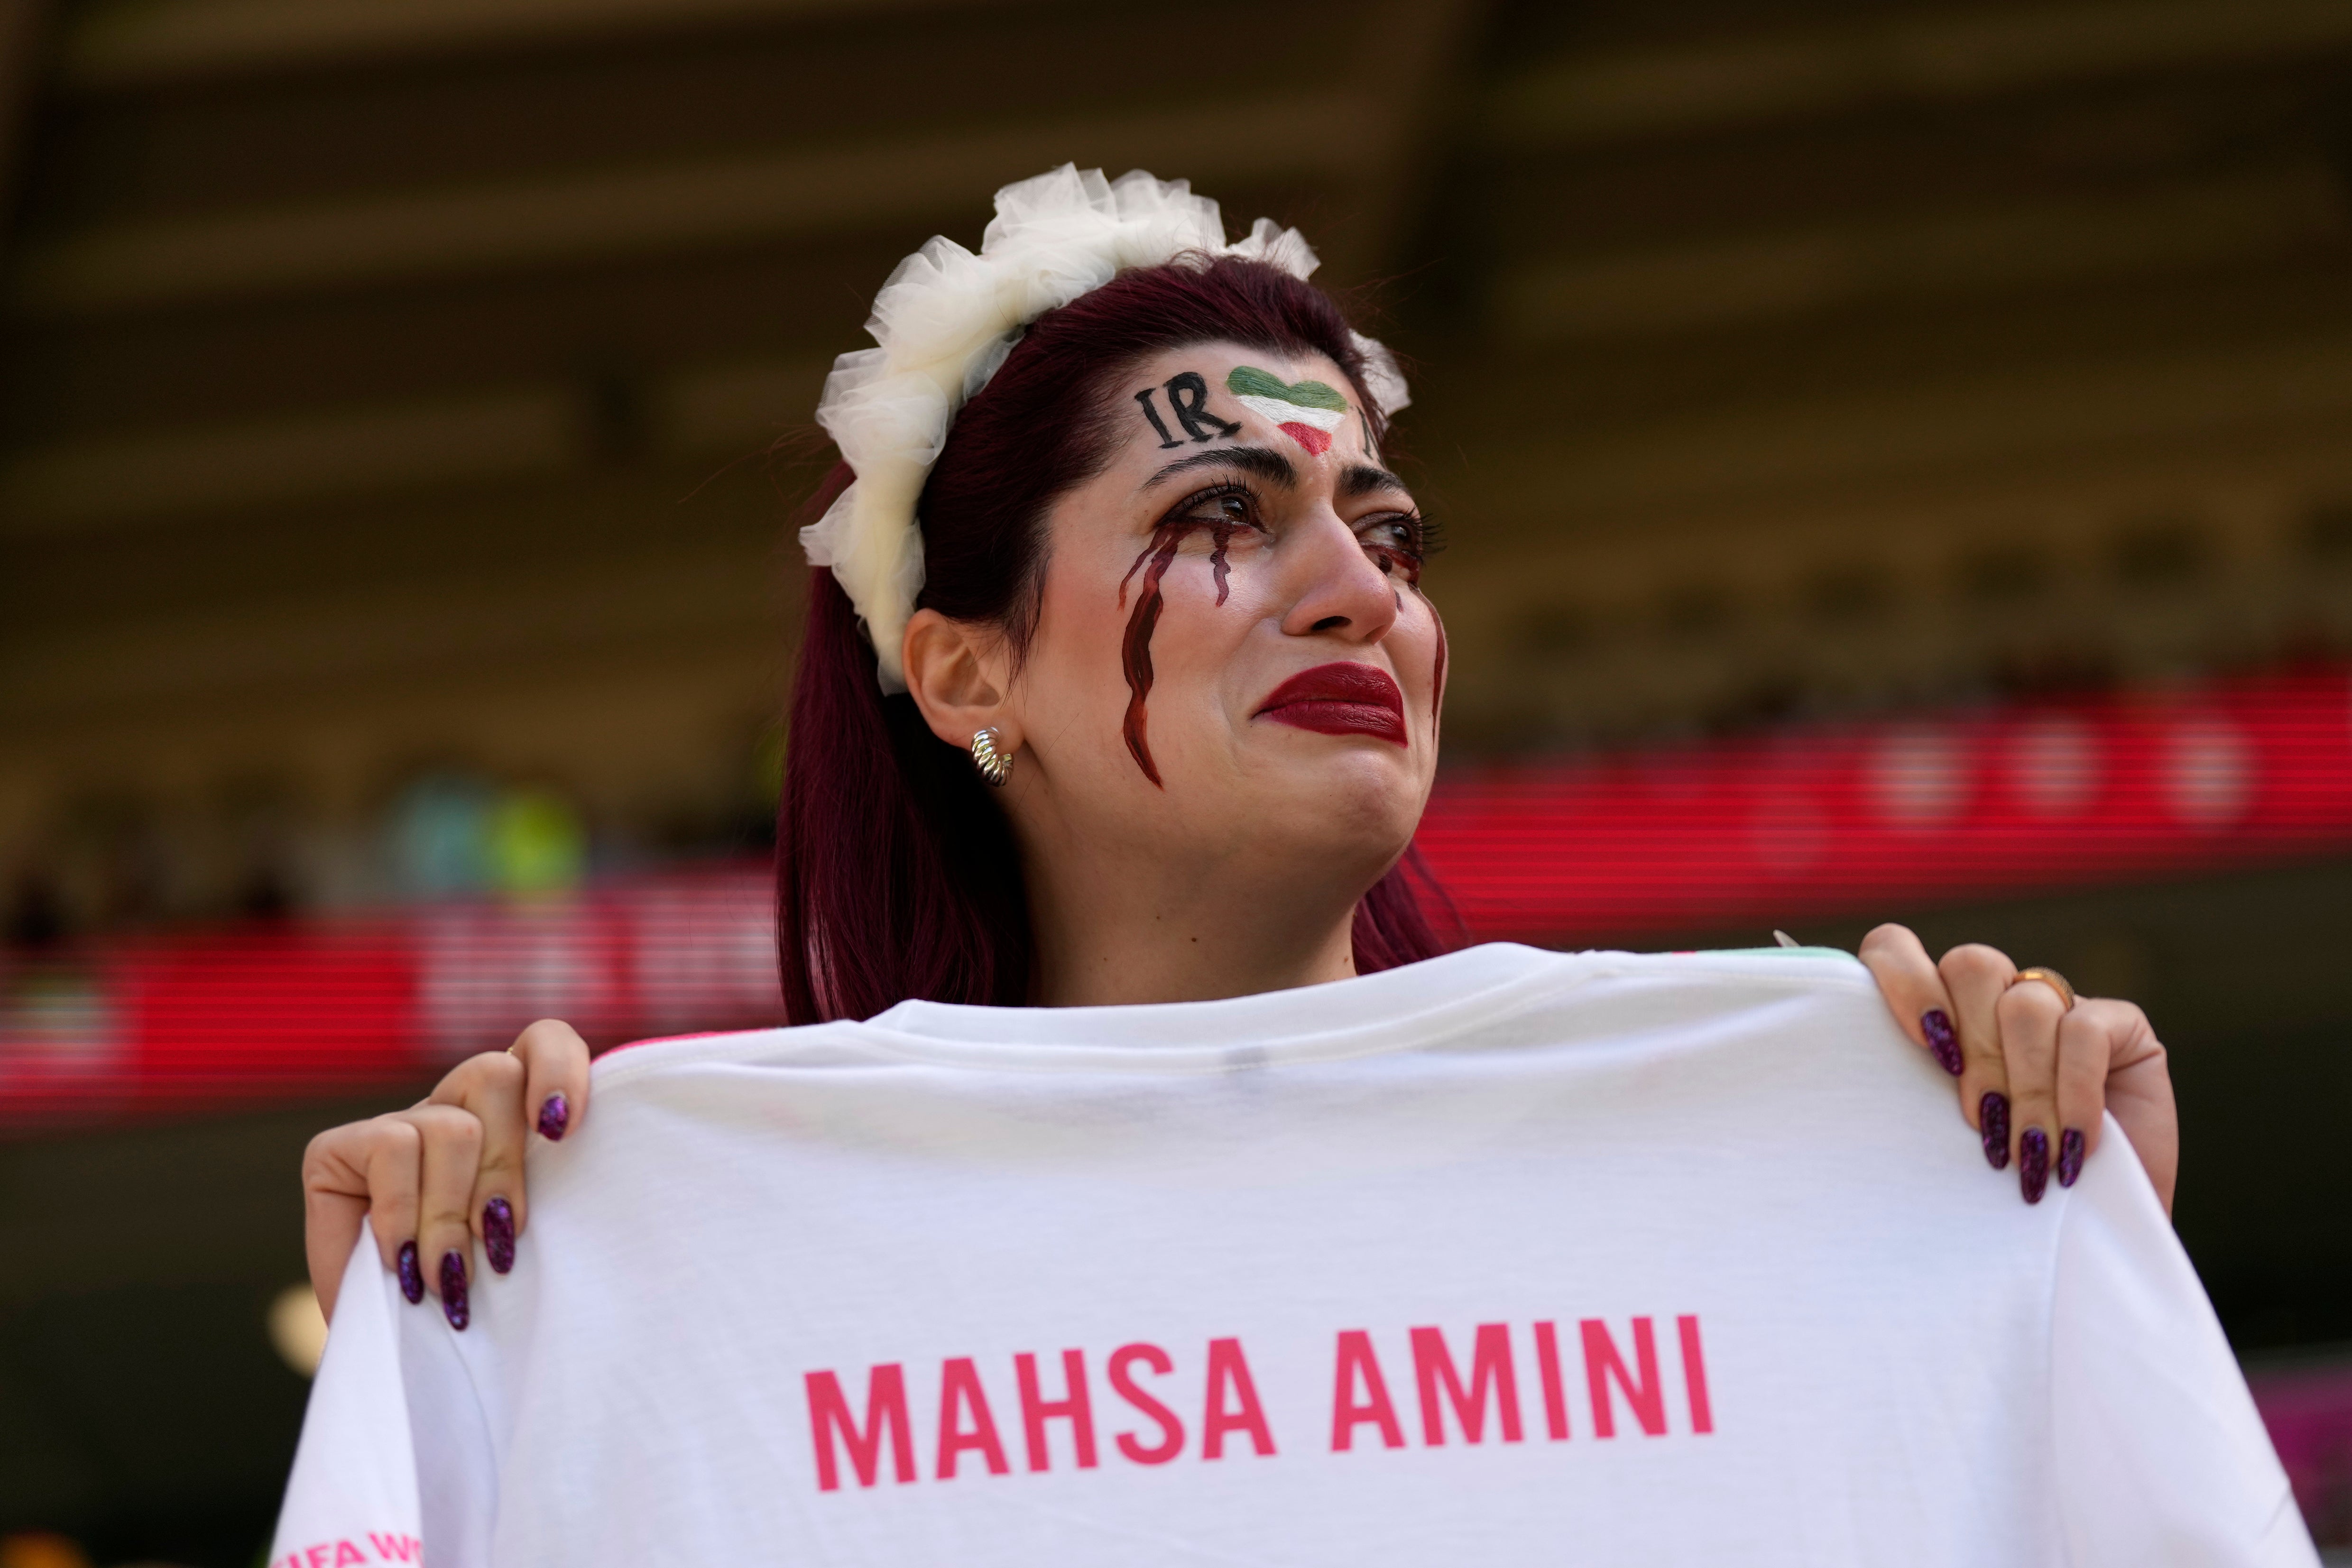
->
[1123,342,1349,400]
[1109,341,1363,465]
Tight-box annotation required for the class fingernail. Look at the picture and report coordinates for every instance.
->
[1980,1091,2011,1170]
[537,1092,569,1141]
[2020,1127,2050,1205]
[1921,1009,1962,1075]
[483,1196,515,1274]
[397,1240,424,1304]
[440,1250,470,1331]
[2057,1127,2085,1189]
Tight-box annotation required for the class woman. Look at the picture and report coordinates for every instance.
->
[301,167,2175,1329]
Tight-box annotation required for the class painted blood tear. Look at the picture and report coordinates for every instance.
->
[1117,518,1242,787]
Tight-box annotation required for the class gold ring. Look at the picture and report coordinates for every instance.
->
[2010,967,2077,1013]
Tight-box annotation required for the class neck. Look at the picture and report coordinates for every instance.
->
[1018,839,1364,1008]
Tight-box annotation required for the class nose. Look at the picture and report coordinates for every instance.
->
[1276,509,1401,644]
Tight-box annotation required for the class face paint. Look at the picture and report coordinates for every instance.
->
[1118,526,1184,788]
[1433,608,1448,711]
[1116,507,1249,788]
[1134,387,1183,450]
[1107,357,1414,787]
[1226,366,1348,457]
[1165,371,1241,443]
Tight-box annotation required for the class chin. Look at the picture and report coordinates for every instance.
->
[1259,740,1427,855]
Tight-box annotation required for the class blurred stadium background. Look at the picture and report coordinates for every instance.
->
[6,0,2352,1560]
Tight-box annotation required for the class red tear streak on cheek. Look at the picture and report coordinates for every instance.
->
[1116,522,1242,788]
[1433,608,1448,710]
[1208,526,1235,606]
[1120,529,1185,788]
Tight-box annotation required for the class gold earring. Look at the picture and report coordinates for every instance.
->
[970,727,1012,787]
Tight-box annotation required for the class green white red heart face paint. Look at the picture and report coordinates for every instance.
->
[1225,366,1349,457]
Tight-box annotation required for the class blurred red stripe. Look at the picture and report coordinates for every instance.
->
[1419,668,2352,936]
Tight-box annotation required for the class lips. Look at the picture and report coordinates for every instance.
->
[1254,662,1408,747]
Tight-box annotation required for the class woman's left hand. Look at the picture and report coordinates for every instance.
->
[1858,924,2177,1215]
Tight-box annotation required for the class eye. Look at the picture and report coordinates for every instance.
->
[1171,482,1263,531]
[1356,512,1429,583]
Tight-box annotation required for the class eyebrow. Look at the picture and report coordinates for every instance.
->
[1141,444,1298,493]
[1340,462,1410,499]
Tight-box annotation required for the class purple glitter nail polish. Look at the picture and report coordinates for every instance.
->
[2020,1127,2050,1205]
[537,1092,569,1141]
[1922,1009,1962,1076]
[484,1196,516,1274]
[2057,1127,2085,1189]
[397,1240,424,1304]
[1979,1091,2011,1171]
[441,1250,470,1331]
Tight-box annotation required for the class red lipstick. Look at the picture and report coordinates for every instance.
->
[1254,662,1408,747]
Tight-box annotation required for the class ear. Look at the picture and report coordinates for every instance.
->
[901,607,1020,754]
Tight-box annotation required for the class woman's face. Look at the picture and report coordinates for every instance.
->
[913,340,1444,922]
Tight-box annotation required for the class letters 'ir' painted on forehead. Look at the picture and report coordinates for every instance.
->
[1226,366,1349,457]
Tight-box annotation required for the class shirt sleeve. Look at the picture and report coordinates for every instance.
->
[2050,1116,2318,1568]
[268,1221,499,1568]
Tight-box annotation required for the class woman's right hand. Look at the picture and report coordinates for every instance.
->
[302,1019,590,1327]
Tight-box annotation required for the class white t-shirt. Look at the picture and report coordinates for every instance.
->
[270,944,2314,1568]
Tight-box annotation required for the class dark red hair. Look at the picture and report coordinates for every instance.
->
[776,255,1458,1024]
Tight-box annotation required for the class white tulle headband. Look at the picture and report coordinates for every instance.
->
[801,164,1411,692]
